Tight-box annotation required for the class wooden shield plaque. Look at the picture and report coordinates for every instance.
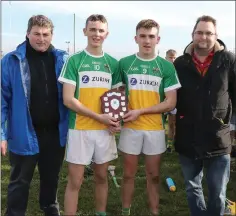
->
[100,89,128,120]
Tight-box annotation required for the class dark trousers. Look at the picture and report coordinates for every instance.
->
[5,129,65,216]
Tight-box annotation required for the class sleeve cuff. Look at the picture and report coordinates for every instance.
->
[58,77,76,86]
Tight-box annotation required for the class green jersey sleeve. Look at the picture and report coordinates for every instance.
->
[163,63,181,92]
[108,57,122,89]
[112,62,123,89]
[58,56,77,86]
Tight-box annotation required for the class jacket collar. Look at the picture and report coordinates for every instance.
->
[184,39,226,55]
[13,40,66,60]
[26,38,54,57]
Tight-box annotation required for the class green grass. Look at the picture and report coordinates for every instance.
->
[1,144,236,216]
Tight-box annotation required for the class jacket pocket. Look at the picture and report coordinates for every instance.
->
[214,116,229,127]
[213,103,232,126]
[208,117,231,150]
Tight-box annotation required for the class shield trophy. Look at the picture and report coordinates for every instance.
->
[100,89,128,120]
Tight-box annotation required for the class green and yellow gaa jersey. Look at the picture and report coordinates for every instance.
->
[59,49,122,130]
[119,54,181,130]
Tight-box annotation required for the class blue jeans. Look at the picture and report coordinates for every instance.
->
[179,154,230,216]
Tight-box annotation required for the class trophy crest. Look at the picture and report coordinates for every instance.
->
[100,89,128,120]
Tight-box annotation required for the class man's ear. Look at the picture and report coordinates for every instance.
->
[104,31,109,39]
[134,35,138,44]
[156,36,161,44]
[191,33,194,40]
[83,28,86,36]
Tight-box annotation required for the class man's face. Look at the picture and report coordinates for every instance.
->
[192,21,217,51]
[27,26,52,52]
[165,53,177,63]
[83,21,109,48]
[135,27,160,56]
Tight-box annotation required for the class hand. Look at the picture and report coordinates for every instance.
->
[98,114,119,126]
[1,140,8,156]
[118,85,126,94]
[122,110,141,122]
[108,124,121,135]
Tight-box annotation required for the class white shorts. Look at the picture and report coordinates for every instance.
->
[118,128,166,155]
[66,129,118,165]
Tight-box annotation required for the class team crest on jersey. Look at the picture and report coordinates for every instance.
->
[153,67,159,72]
[104,64,111,73]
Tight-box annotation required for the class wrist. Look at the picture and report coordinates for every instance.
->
[138,109,144,115]
[94,113,102,123]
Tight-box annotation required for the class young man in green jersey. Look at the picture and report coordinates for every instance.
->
[118,19,181,215]
[58,14,122,216]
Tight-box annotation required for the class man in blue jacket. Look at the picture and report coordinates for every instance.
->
[1,15,69,216]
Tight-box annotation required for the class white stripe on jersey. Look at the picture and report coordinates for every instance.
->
[58,77,76,86]
[164,83,181,92]
[79,71,112,89]
[127,74,162,93]
[59,51,83,78]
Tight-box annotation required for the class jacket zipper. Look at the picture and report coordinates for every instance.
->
[18,59,37,151]
[41,60,49,100]
[41,60,49,133]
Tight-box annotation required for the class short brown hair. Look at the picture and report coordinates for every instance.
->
[192,15,217,34]
[27,15,54,34]
[136,19,160,33]
[85,14,108,27]
[166,49,177,56]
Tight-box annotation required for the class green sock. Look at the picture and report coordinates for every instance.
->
[122,207,130,215]
[95,212,106,216]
